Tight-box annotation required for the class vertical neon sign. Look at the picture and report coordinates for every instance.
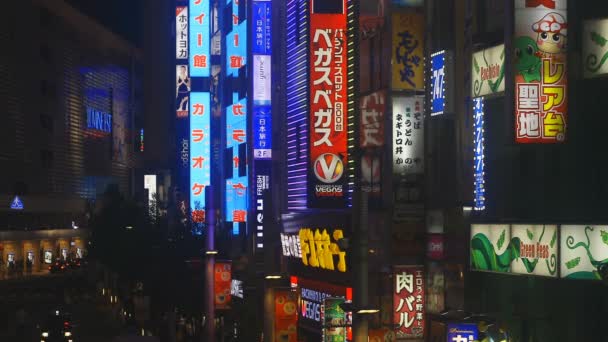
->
[252,0,272,251]
[189,0,211,228]
[473,97,485,211]
[225,0,248,236]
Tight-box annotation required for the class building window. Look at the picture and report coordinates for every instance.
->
[40,114,54,132]
[41,150,54,168]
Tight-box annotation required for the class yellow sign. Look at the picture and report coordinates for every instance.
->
[298,228,347,272]
[391,12,425,90]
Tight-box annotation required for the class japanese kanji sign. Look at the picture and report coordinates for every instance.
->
[299,228,348,273]
[226,0,247,77]
[190,92,211,224]
[176,6,188,60]
[252,0,272,55]
[393,265,425,339]
[189,0,210,77]
[473,97,485,211]
[515,0,567,143]
[309,0,349,208]
[360,91,385,149]
[430,51,448,116]
[392,96,424,176]
[447,324,479,342]
[391,12,425,90]
[583,18,608,78]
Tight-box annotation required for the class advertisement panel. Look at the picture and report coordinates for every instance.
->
[253,55,271,106]
[298,278,351,338]
[447,323,479,342]
[360,91,385,198]
[511,224,558,277]
[514,0,567,143]
[322,297,347,342]
[176,65,190,118]
[309,0,348,208]
[275,289,298,342]
[190,92,211,225]
[252,1,272,55]
[189,0,210,77]
[393,265,425,339]
[583,18,608,78]
[214,262,231,309]
[299,227,348,273]
[254,162,271,249]
[391,12,425,90]
[176,6,188,59]
[470,224,511,273]
[430,51,448,116]
[561,225,608,280]
[473,97,486,211]
[392,96,424,176]
[470,224,557,277]
[472,44,505,97]
[226,0,247,77]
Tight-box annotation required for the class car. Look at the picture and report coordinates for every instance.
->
[40,309,74,342]
[48,260,67,273]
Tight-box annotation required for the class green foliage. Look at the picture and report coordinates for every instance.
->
[550,230,557,248]
[497,230,506,249]
[565,257,580,270]
[526,229,534,241]
[601,230,608,246]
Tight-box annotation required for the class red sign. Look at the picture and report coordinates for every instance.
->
[426,234,444,260]
[360,90,385,148]
[393,266,425,339]
[274,289,298,342]
[214,262,231,309]
[309,0,348,207]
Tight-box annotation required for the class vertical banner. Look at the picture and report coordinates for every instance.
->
[176,6,188,59]
[360,91,385,198]
[309,0,348,208]
[274,290,298,342]
[214,262,232,309]
[176,65,190,118]
[189,0,210,77]
[190,92,211,224]
[391,12,425,90]
[430,51,448,116]
[224,0,248,235]
[392,96,424,175]
[514,0,567,143]
[473,98,486,211]
[394,266,425,339]
[322,297,347,342]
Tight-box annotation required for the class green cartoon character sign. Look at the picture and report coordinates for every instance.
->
[514,36,542,82]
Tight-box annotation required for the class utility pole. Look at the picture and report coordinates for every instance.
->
[203,187,216,342]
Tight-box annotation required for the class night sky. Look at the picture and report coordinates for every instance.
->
[65,0,143,47]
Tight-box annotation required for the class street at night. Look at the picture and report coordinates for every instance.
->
[2,0,608,341]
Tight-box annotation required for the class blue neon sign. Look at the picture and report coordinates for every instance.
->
[447,323,479,342]
[190,92,211,221]
[189,0,210,77]
[473,97,485,211]
[253,106,272,159]
[252,1,272,55]
[86,108,112,133]
[430,51,446,116]
[226,0,247,77]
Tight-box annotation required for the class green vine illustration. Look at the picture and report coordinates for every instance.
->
[471,226,557,275]
[564,226,608,279]
[473,48,505,97]
[586,31,608,73]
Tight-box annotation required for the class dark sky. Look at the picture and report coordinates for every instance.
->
[65,0,143,47]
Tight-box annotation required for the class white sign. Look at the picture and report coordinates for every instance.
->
[392,96,424,175]
[561,225,608,280]
[230,279,244,298]
[176,6,188,59]
[511,224,558,277]
[472,44,505,97]
[144,175,157,219]
[280,233,302,258]
[253,55,271,105]
[583,18,608,78]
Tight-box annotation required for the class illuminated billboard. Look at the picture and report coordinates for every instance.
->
[190,92,211,225]
[392,96,424,176]
[176,6,188,59]
[189,0,210,77]
[214,262,232,309]
[391,12,425,90]
[473,97,485,211]
[309,0,349,208]
[176,65,190,118]
[226,98,248,235]
[561,225,608,280]
[514,0,567,143]
[472,44,505,97]
[226,0,247,77]
[430,51,449,116]
[583,18,608,78]
[394,265,425,339]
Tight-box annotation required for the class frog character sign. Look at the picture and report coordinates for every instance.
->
[560,225,608,280]
[514,0,567,144]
